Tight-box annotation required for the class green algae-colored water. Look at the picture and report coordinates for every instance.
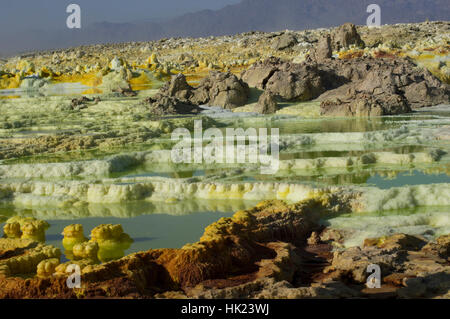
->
[367,170,450,189]
[1,91,449,259]
[2,211,236,262]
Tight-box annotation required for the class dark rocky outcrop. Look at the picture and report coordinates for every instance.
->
[331,23,365,50]
[241,57,327,101]
[241,54,449,116]
[190,71,250,109]
[272,33,298,51]
[143,93,201,116]
[113,87,138,97]
[311,34,333,63]
[160,73,193,101]
[159,72,250,109]
[70,96,101,111]
[318,57,449,116]
[257,91,279,114]
[320,87,410,117]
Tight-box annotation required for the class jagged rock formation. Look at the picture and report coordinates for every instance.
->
[318,56,449,114]
[320,88,410,117]
[241,54,449,115]
[311,34,333,63]
[191,71,250,109]
[0,197,339,297]
[241,57,327,101]
[159,72,250,109]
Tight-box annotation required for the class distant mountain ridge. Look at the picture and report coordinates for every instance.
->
[3,0,449,56]
[161,0,449,36]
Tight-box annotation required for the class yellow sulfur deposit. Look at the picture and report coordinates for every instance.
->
[72,241,99,261]
[0,73,21,89]
[36,258,60,278]
[89,224,133,262]
[62,224,88,251]
[231,210,256,227]
[16,60,35,74]
[129,71,153,90]
[3,222,22,239]
[53,72,103,87]
[54,259,97,276]
[4,217,49,242]
[1,243,61,275]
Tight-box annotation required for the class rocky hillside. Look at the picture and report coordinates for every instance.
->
[2,0,450,55]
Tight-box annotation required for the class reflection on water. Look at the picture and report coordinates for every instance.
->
[229,115,438,135]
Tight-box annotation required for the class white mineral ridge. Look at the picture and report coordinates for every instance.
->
[361,183,450,212]
[326,209,450,247]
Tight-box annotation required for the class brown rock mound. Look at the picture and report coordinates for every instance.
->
[143,93,201,116]
[311,34,333,63]
[191,71,250,109]
[331,23,365,50]
[159,72,250,110]
[318,57,449,115]
[242,54,448,116]
[241,57,327,101]
[272,33,298,51]
[256,91,279,114]
[320,86,410,117]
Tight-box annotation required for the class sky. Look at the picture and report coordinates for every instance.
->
[0,0,241,32]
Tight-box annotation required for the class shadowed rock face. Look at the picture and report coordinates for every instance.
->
[272,33,298,51]
[191,71,250,109]
[319,87,411,117]
[238,23,448,116]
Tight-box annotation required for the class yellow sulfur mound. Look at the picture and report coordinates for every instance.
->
[62,224,88,251]
[0,74,21,89]
[1,243,61,276]
[36,258,60,278]
[54,259,97,276]
[91,224,123,241]
[89,224,133,262]
[3,222,22,239]
[5,217,49,242]
[72,241,99,261]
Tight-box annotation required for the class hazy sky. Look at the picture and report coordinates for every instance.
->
[0,0,241,32]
